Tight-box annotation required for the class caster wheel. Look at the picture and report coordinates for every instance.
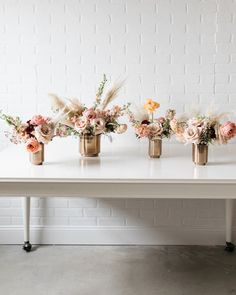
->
[225,242,235,253]
[23,241,32,252]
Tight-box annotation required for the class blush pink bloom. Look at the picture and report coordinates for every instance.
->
[30,115,47,126]
[183,125,202,144]
[148,122,163,137]
[83,108,97,120]
[135,124,150,138]
[26,138,41,153]
[220,121,236,140]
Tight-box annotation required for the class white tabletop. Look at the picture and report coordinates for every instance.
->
[0,137,236,184]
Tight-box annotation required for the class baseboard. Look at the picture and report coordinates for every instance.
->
[0,226,235,245]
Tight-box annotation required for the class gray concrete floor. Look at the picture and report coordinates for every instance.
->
[0,246,235,295]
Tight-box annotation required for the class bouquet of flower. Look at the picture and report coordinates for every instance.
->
[127,99,176,140]
[49,75,128,137]
[0,112,59,153]
[170,114,236,145]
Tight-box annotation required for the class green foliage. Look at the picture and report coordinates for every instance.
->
[96,74,107,104]
[0,110,22,129]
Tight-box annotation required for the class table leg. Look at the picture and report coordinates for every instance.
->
[225,199,235,252]
[22,197,32,252]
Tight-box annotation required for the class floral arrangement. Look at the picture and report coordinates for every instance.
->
[127,99,176,140]
[49,75,128,137]
[170,113,236,145]
[0,112,60,153]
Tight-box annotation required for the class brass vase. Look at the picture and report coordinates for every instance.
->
[79,134,101,157]
[149,139,162,158]
[29,143,44,165]
[192,143,208,165]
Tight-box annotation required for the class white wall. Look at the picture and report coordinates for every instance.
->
[0,0,235,245]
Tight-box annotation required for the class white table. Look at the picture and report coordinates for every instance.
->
[0,138,235,252]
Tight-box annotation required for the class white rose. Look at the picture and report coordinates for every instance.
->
[183,126,202,144]
[116,124,127,134]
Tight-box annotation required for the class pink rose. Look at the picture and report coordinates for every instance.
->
[30,115,47,126]
[220,121,236,140]
[26,138,41,153]
[83,108,97,120]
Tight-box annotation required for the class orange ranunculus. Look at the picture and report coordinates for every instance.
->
[144,99,160,113]
[26,138,41,153]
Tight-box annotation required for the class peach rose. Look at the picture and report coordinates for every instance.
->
[83,108,97,120]
[220,121,236,140]
[135,124,150,138]
[26,138,41,153]
[30,115,47,126]
[144,99,160,113]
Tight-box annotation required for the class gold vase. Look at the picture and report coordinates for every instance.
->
[79,134,101,157]
[149,139,162,158]
[29,143,44,165]
[192,143,208,165]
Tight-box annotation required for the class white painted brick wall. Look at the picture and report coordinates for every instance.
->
[0,0,236,244]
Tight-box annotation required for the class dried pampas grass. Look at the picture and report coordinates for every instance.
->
[100,80,124,110]
[49,93,85,128]
[49,93,84,116]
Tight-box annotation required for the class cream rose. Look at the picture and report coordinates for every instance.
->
[183,126,202,144]
[34,123,55,144]
[74,118,88,132]
[115,124,127,134]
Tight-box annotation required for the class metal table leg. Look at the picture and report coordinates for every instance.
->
[225,199,235,252]
[22,197,32,252]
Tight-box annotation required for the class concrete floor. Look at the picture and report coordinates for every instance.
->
[0,246,235,295]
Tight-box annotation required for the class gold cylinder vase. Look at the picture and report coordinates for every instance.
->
[149,139,162,158]
[192,143,208,166]
[79,134,101,157]
[29,143,44,165]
